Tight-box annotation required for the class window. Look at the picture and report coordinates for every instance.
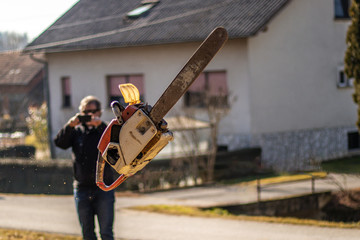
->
[348,131,360,150]
[107,75,144,106]
[126,0,159,19]
[184,71,228,108]
[61,77,71,108]
[337,66,354,88]
[335,0,350,19]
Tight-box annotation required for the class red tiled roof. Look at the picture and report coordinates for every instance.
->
[0,51,44,85]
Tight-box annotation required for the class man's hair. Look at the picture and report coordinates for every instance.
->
[78,95,101,112]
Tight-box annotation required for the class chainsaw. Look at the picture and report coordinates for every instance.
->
[96,27,228,191]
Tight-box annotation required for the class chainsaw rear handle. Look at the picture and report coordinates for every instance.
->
[96,153,127,191]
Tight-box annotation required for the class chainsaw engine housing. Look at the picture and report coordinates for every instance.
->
[98,108,173,177]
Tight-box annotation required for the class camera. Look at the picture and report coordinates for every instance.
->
[78,114,92,123]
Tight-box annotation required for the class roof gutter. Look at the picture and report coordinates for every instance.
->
[29,54,55,159]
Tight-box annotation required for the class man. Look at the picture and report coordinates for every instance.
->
[54,95,115,240]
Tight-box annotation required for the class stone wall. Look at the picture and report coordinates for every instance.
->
[219,125,356,171]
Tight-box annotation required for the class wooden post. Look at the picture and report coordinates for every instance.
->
[311,176,315,193]
[257,178,261,202]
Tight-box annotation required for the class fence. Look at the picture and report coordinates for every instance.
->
[256,173,327,202]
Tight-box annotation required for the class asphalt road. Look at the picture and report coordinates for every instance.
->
[1,174,360,240]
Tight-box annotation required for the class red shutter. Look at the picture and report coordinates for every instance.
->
[62,77,71,95]
[109,76,126,96]
[188,73,205,92]
[129,75,144,95]
[208,72,227,96]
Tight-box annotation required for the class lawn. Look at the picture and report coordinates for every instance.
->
[321,156,360,174]
[0,228,81,240]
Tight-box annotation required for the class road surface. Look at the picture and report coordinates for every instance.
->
[1,174,360,239]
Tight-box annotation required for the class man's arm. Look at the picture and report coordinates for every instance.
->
[54,116,78,149]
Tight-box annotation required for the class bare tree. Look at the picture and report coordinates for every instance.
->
[169,85,231,185]
[202,87,230,183]
[168,116,208,186]
[0,31,28,51]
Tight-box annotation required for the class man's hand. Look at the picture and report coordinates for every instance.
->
[67,114,81,128]
[67,111,102,128]
[87,116,102,127]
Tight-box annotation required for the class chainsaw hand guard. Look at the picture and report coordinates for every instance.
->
[96,153,127,191]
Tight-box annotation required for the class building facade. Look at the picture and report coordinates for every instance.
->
[25,0,356,170]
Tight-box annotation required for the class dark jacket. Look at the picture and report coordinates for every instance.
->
[54,122,115,188]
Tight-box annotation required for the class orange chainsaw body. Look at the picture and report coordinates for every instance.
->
[96,84,173,191]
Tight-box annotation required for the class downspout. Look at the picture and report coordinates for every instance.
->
[29,53,55,159]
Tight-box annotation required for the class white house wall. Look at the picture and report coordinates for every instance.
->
[248,0,355,133]
[48,40,250,158]
[245,0,357,170]
[48,0,356,170]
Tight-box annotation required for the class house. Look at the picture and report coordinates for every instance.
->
[24,0,356,171]
[0,51,45,133]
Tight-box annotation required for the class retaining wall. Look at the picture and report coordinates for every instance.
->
[216,191,332,219]
[0,148,261,194]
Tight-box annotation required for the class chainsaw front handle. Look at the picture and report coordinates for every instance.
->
[96,153,127,191]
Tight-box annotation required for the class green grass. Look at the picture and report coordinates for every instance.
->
[0,228,81,240]
[219,171,328,186]
[222,155,360,186]
[237,172,327,186]
[131,205,360,229]
[218,172,282,185]
[321,156,360,174]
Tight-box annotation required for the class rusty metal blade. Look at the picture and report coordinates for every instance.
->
[149,27,228,124]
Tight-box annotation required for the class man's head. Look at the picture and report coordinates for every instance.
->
[79,96,102,118]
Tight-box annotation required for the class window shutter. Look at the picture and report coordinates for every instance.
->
[208,72,228,96]
[109,76,126,96]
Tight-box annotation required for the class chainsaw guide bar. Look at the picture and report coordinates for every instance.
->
[149,27,228,124]
[96,27,228,191]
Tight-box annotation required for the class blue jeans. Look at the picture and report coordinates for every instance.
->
[74,186,115,240]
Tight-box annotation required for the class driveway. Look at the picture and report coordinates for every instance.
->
[1,174,360,240]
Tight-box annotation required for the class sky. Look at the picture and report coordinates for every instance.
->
[0,0,79,41]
